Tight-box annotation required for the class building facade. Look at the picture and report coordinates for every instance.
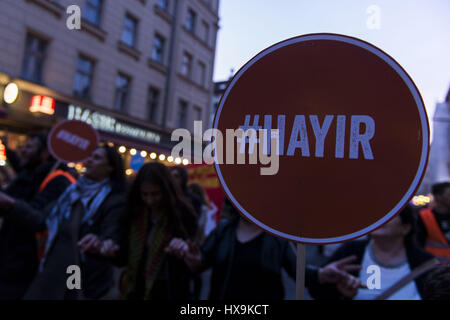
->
[0,0,220,170]
[417,87,450,195]
[429,89,450,184]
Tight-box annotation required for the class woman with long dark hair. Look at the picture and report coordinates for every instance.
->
[106,162,198,300]
[0,145,126,299]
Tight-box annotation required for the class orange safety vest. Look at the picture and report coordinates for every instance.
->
[36,170,76,261]
[419,208,450,264]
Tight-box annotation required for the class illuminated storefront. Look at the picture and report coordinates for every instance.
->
[0,74,188,177]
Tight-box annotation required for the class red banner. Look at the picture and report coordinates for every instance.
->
[186,164,225,224]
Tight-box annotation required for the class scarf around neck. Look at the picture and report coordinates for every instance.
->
[120,208,172,299]
[39,176,112,270]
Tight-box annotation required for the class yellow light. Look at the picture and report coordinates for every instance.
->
[75,163,83,170]
[140,151,147,158]
[130,148,137,156]
[182,159,189,166]
[107,142,114,147]
[3,82,19,104]
[126,169,134,176]
[175,157,182,164]
[167,156,174,162]
[159,154,166,161]
[150,152,157,160]
[67,162,75,168]
[118,146,126,153]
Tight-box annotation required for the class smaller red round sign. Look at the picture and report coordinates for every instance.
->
[48,120,99,163]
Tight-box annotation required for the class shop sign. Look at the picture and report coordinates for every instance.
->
[29,95,55,115]
[67,104,161,144]
[0,140,6,164]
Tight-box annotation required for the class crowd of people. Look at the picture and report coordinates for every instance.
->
[0,132,449,300]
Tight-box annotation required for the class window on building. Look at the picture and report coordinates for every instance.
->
[21,33,47,83]
[178,100,188,128]
[122,14,138,48]
[147,87,160,123]
[202,20,209,44]
[186,9,197,33]
[180,51,192,78]
[73,55,94,99]
[157,0,169,11]
[114,73,131,112]
[152,34,165,64]
[198,61,206,87]
[194,106,202,121]
[83,0,102,26]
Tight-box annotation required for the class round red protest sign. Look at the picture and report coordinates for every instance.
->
[213,34,429,244]
[48,120,99,163]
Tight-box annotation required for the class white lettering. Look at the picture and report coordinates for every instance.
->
[66,265,81,289]
[66,5,81,30]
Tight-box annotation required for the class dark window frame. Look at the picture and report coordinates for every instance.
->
[180,51,193,78]
[198,61,206,87]
[147,87,160,123]
[122,14,138,48]
[202,20,209,44]
[178,100,188,128]
[83,0,103,26]
[156,0,169,11]
[73,55,95,100]
[186,8,197,33]
[21,33,48,83]
[114,73,131,112]
[152,33,165,64]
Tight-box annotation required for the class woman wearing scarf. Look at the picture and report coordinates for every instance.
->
[99,162,198,300]
[1,145,126,299]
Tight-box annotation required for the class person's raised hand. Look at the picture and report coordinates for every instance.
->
[318,255,361,284]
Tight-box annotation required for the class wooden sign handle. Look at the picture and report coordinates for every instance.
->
[296,243,306,300]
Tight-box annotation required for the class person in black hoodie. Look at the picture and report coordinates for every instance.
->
[0,133,74,300]
[308,205,436,300]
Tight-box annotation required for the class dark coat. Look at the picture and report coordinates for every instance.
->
[0,162,72,300]
[5,189,125,300]
[308,239,435,300]
[200,218,319,300]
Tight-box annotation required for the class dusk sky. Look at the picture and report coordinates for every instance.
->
[213,0,450,128]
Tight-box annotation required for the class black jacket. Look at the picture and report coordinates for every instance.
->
[200,218,319,300]
[0,162,72,300]
[5,189,125,300]
[308,239,435,300]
